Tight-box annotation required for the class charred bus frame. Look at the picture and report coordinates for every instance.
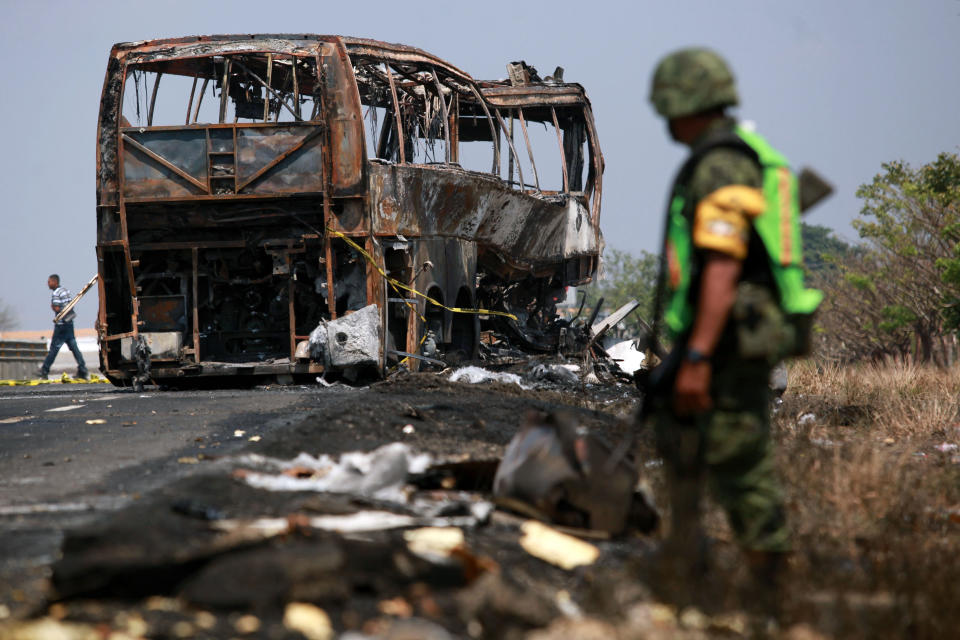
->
[94,35,603,385]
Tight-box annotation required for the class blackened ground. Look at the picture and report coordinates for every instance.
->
[1,373,659,640]
[256,373,637,461]
[4,372,829,639]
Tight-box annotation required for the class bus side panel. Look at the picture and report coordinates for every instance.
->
[321,42,366,197]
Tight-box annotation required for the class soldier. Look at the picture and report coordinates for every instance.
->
[645,48,822,614]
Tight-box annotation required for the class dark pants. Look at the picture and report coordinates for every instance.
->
[650,354,788,554]
[41,322,87,376]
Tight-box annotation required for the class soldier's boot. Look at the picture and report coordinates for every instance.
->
[743,549,789,634]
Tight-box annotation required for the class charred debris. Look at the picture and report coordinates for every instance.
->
[41,400,660,639]
[91,35,638,388]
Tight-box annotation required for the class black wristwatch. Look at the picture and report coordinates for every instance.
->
[684,348,711,364]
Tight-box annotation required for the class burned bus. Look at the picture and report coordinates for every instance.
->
[94,35,603,385]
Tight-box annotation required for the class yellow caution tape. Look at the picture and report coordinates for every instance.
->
[0,373,110,386]
[346,232,428,369]
[327,227,515,370]
[326,228,518,322]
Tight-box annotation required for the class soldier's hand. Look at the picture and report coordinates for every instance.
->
[673,360,713,416]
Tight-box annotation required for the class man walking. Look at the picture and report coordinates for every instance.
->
[39,274,89,380]
[644,48,821,614]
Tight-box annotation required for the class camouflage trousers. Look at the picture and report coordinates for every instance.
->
[649,354,789,554]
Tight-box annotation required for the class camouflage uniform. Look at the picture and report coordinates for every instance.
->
[650,123,789,554]
[648,51,791,555]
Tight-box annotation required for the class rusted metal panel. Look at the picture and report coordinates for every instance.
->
[341,38,474,85]
[320,40,366,197]
[121,129,208,199]
[582,104,604,232]
[139,296,187,331]
[367,163,597,282]
[235,124,325,193]
[120,125,325,200]
[116,35,330,62]
[479,84,592,108]
[97,55,124,208]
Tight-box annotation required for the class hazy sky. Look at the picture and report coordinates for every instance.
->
[2,0,958,328]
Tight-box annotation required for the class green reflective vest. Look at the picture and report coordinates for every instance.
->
[663,125,823,337]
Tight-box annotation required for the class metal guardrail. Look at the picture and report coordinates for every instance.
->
[0,340,47,380]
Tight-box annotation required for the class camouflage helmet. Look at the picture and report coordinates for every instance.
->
[649,48,739,119]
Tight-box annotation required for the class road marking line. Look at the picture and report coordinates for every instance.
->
[45,405,85,412]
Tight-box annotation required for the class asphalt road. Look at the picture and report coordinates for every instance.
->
[0,382,326,615]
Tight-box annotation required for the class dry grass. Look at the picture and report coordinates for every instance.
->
[772,359,960,638]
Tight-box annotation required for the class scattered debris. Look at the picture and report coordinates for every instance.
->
[679,606,710,630]
[233,614,261,634]
[518,520,599,570]
[589,299,641,344]
[283,603,333,640]
[214,512,479,536]
[526,363,580,386]
[308,304,383,374]
[449,367,527,388]
[0,618,101,640]
[26,367,657,639]
[236,443,432,501]
[458,572,559,632]
[770,362,789,395]
[344,618,455,640]
[45,405,84,413]
[404,527,465,561]
[493,411,657,535]
[605,339,646,375]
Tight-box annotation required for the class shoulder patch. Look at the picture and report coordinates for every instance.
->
[692,185,765,260]
[703,185,766,219]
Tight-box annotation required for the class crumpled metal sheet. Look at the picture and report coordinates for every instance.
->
[493,411,649,535]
